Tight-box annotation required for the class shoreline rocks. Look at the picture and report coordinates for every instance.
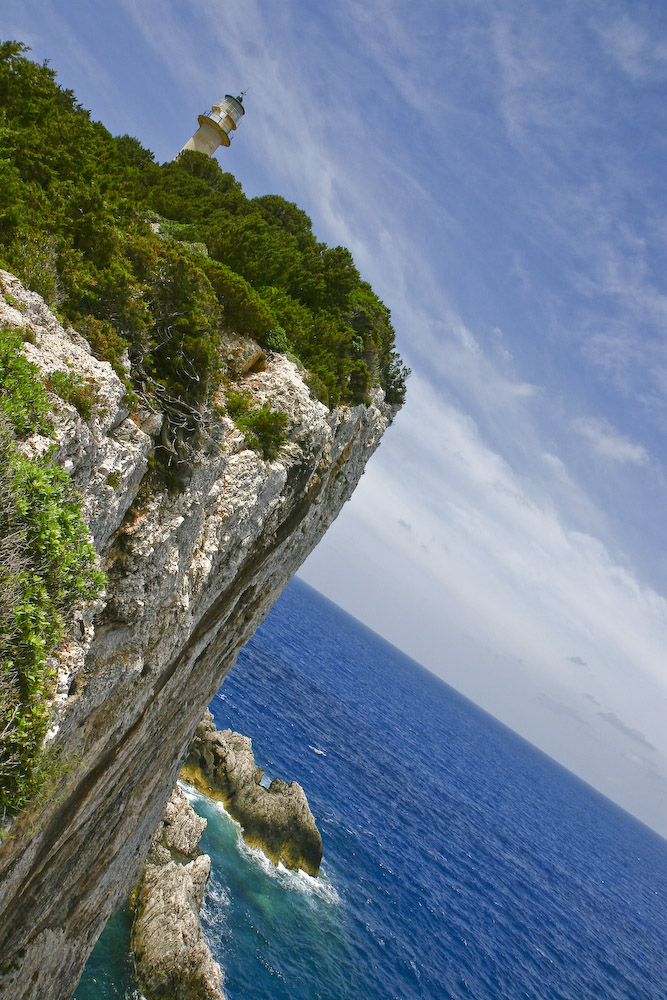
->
[130,718,322,1000]
[182,711,323,877]
[130,787,224,1000]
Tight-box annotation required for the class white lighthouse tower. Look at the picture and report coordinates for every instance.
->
[179,94,245,157]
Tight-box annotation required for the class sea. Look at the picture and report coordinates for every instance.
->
[74,577,667,1000]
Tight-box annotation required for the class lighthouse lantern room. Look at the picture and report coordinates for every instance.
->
[180,94,245,157]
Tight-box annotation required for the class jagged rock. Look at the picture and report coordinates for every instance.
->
[0,274,397,1000]
[218,331,266,377]
[131,788,224,1000]
[182,711,323,877]
[160,787,207,858]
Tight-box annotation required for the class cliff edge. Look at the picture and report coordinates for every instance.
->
[0,271,397,999]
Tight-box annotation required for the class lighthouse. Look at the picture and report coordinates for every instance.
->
[179,94,245,157]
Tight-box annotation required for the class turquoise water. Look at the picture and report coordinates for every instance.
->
[76,578,667,999]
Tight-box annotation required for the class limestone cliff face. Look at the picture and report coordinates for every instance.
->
[0,271,397,1000]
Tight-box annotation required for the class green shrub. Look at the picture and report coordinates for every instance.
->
[225,390,289,460]
[3,232,61,306]
[304,371,329,406]
[75,315,129,378]
[225,389,252,419]
[199,259,276,342]
[348,359,372,405]
[262,325,291,354]
[46,370,99,421]
[0,329,52,436]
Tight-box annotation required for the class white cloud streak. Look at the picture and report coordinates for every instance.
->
[571,417,649,465]
[594,14,667,80]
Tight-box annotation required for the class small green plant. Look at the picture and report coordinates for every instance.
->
[1,289,26,312]
[305,371,329,406]
[46,369,99,421]
[226,390,289,460]
[75,315,129,378]
[243,405,289,460]
[0,329,52,436]
[263,325,290,354]
[4,232,61,306]
[225,389,252,419]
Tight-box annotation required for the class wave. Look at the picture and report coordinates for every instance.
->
[237,837,341,905]
[180,781,341,905]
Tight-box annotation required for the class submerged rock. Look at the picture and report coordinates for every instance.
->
[182,711,323,877]
[130,787,224,1000]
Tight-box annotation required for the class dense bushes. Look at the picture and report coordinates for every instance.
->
[0,40,408,424]
[0,331,105,818]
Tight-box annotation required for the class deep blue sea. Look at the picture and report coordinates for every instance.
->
[75,578,667,1000]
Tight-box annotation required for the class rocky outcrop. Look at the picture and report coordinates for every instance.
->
[182,711,323,876]
[218,331,266,378]
[0,271,397,1000]
[130,788,224,1000]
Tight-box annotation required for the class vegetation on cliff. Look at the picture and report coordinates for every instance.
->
[0,330,105,818]
[0,42,408,436]
[0,39,407,818]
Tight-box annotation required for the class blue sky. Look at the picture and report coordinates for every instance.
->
[4,0,667,835]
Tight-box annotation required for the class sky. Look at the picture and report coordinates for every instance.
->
[3,0,667,836]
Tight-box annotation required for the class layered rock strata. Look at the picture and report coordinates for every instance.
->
[130,787,224,1000]
[0,271,397,1000]
[182,711,323,876]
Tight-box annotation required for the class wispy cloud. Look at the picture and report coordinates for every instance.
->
[538,693,592,727]
[598,711,658,753]
[571,417,649,466]
[593,14,667,81]
[492,14,565,140]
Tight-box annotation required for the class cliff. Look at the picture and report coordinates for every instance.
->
[0,271,397,999]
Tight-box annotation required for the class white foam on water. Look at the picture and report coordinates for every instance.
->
[202,882,230,910]
[180,780,340,904]
[236,836,341,905]
[179,780,209,807]
[308,744,327,756]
